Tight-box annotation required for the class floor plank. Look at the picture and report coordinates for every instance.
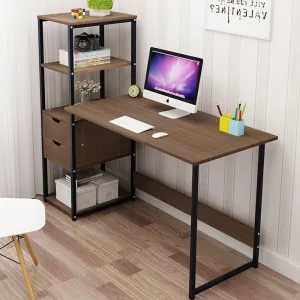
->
[97,282,135,300]
[111,258,142,277]
[0,198,299,300]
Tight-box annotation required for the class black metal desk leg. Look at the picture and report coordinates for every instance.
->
[131,141,136,201]
[253,144,265,268]
[131,19,137,85]
[99,25,105,172]
[189,165,199,300]
[38,19,48,201]
[68,25,77,221]
[99,25,105,99]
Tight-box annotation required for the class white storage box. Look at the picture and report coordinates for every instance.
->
[55,178,97,211]
[94,173,119,204]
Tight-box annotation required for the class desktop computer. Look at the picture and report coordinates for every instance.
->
[144,47,203,119]
[111,48,203,134]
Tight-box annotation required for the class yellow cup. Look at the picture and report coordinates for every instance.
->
[219,114,233,133]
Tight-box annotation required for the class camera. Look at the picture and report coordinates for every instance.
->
[74,32,100,52]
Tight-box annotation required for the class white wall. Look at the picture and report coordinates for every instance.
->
[1,0,300,283]
[104,0,300,282]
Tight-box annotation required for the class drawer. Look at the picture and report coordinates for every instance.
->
[43,106,132,171]
[43,113,70,146]
[44,137,70,170]
[76,121,131,167]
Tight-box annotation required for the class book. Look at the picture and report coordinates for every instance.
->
[74,48,111,56]
[74,53,110,62]
[75,56,111,64]
[75,50,110,58]
[66,167,103,188]
[59,48,111,67]
[75,60,111,69]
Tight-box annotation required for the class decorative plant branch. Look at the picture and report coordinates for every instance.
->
[87,0,114,10]
[75,78,101,94]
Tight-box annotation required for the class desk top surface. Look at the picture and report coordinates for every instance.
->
[65,96,278,165]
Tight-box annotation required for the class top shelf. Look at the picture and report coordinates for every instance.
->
[38,11,137,26]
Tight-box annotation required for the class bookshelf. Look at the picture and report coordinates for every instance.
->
[38,11,137,221]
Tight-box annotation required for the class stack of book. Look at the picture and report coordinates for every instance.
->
[59,48,111,69]
[66,167,103,188]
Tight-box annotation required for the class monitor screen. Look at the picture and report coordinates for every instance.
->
[144,49,203,105]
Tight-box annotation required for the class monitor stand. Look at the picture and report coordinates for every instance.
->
[159,109,191,119]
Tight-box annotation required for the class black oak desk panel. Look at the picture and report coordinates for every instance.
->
[65,96,277,165]
[65,96,278,299]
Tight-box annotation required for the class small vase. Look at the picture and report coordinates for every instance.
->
[89,9,111,17]
[81,92,91,103]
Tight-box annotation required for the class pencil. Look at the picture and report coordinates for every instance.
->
[242,103,247,117]
[217,104,223,116]
[234,108,238,121]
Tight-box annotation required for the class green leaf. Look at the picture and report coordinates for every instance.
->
[87,0,114,10]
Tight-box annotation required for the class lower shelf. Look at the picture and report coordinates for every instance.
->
[46,188,132,218]
[46,194,71,216]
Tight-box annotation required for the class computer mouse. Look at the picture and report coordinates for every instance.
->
[152,132,169,139]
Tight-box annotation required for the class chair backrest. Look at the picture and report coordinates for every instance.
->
[0,198,45,238]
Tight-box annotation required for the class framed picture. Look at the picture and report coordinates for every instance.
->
[206,0,272,40]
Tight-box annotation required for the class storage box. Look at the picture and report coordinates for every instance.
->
[229,119,245,137]
[55,178,97,211]
[94,173,119,204]
[219,114,233,133]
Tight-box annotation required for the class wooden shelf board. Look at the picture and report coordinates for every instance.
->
[42,57,131,74]
[46,194,71,217]
[44,153,131,173]
[134,172,254,247]
[77,188,131,216]
[38,11,137,26]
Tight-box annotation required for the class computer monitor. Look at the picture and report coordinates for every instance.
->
[144,48,203,119]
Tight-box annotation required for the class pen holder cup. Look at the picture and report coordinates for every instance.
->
[229,119,245,137]
[219,114,233,133]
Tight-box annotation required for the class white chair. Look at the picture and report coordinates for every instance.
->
[0,198,45,300]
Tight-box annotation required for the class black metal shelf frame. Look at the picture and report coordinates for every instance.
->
[38,17,137,221]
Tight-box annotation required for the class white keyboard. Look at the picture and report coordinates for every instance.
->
[110,116,155,134]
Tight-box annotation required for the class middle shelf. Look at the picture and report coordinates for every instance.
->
[42,56,131,74]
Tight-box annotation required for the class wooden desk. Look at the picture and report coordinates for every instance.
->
[65,96,276,165]
[65,95,278,300]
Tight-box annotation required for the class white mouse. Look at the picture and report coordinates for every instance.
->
[152,132,169,139]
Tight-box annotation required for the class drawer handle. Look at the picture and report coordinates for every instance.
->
[52,140,61,147]
[52,117,61,124]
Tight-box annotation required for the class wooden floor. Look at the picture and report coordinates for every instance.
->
[0,199,300,300]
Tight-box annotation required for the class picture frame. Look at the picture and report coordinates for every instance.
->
[206,0,272,40]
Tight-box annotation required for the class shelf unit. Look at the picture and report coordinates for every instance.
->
[38,12,137,221]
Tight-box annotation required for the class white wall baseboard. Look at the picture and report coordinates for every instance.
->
[260,248,300,284]
[136,189,300,285]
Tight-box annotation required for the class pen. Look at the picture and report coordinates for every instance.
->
[239,103,241,110]
[234,108,238,121]
[217,104,223,116]
[242,103,247,117]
